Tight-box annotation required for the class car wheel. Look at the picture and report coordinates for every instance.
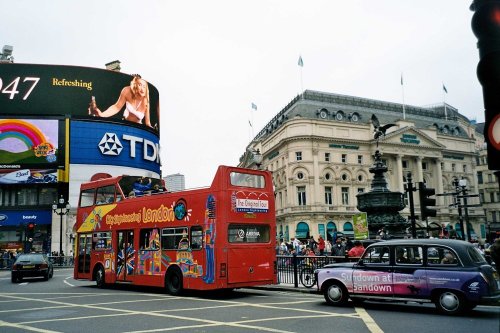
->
[49,267,54,279]
[323,281,349,306]
[166,267,183,296]
[44,272,49,281]
[11,275,18,283]
[435,290,465,315]
[95,266,106,288]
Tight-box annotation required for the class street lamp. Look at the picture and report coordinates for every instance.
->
[52,195,70,256]
[253,149,263,169]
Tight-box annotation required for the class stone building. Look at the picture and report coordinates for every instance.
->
[240,90,487,242]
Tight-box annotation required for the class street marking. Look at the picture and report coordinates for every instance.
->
[0,289,372,333]
[355,306,384,333]
[0,319,60,333]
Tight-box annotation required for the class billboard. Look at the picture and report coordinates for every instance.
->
[0,118,63,169]
[0,168,58,184]
[0,210,52,227]
[0,63,160,132]
[70,120,160,174]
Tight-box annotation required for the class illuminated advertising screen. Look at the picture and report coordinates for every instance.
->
[0,118,63,169]
[70,120,160,174]
[0,63,160,133]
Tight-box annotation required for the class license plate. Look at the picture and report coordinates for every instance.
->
[23,265,34,269]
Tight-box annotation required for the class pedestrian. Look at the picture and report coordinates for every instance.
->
[347,241,365,257]
[318,235,325,255]
[489,238,500,266]
[325,240,332,256]
[332,238,346,256]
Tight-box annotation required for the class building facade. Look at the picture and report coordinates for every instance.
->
[240,90,490,242]
[164,173,186,192]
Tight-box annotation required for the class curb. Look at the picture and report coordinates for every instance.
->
[250,284,319,294]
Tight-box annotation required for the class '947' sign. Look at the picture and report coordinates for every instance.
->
[0,76,40,100]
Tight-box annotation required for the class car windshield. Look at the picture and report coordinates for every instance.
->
[468,246,487,264]
[16,254,46,263]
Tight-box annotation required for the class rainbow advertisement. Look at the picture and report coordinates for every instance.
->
[0,119,60,169]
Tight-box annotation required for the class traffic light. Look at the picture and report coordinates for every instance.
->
[471,0,500,170]
[418,182,437,220]
[26,222,36,238]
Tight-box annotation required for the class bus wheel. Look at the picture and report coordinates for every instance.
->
[95,266,106,289]
[166,267,183,296]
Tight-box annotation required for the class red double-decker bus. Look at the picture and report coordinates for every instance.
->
[73,166,277,294]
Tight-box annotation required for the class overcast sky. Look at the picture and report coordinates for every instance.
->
[3,0,483,188]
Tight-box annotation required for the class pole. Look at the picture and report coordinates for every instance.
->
[407,173,417,238]
[462,186,472,242]
[59,212,63,256]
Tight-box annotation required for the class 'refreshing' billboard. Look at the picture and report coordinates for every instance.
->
[0,63,160,133]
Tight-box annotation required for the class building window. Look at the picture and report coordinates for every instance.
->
[451,163,456,172]
[357,175,363,182]
[325,172,331,180]
[402,160,408,169]
[479,190,485,203]
[341,187,349,205]
[490,192,495,203]
[478,171,483,184]
[357,188,365,194]
[357,155,363,164]
[341,154,347,163]
[297,172,304,180]
[488,173,493,183]
[341,174,348,181]
[297,186,306,206]
[422,162,428,170]
[325,152,330,162]
[325,187,333,205]
[296,152,302,161]
[463,164,467,173]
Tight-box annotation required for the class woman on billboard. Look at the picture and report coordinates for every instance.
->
[89,75,154,128]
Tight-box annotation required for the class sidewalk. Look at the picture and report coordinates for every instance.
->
[251,282,319,294]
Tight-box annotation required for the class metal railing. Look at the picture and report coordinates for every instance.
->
[276,254,360,287]
[0,256,74,270]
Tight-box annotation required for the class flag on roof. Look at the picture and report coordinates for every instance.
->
[443,84,448,93]
[298,55,303,67]
[251,103,257,110]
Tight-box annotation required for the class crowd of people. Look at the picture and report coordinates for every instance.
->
[278,235,366,258]
[0,250,17,269]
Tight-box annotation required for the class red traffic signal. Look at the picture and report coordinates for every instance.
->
[26,223,36,237]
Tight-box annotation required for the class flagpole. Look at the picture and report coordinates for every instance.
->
[401,73,406,120]
[443,83,447,121]
[298,55,304,99]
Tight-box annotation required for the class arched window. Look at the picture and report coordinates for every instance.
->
[343,221,354,237]
[326,221,337,242]
[295,222,310,240]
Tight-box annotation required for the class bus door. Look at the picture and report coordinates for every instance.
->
[116,230,135,282]
[76,233,92,279]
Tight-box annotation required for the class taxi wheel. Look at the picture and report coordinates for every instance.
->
[323,281,349,306]
[435,290,465,315]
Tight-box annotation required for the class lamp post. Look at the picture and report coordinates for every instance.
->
[52,195,70,257]
[253,149,263,169]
